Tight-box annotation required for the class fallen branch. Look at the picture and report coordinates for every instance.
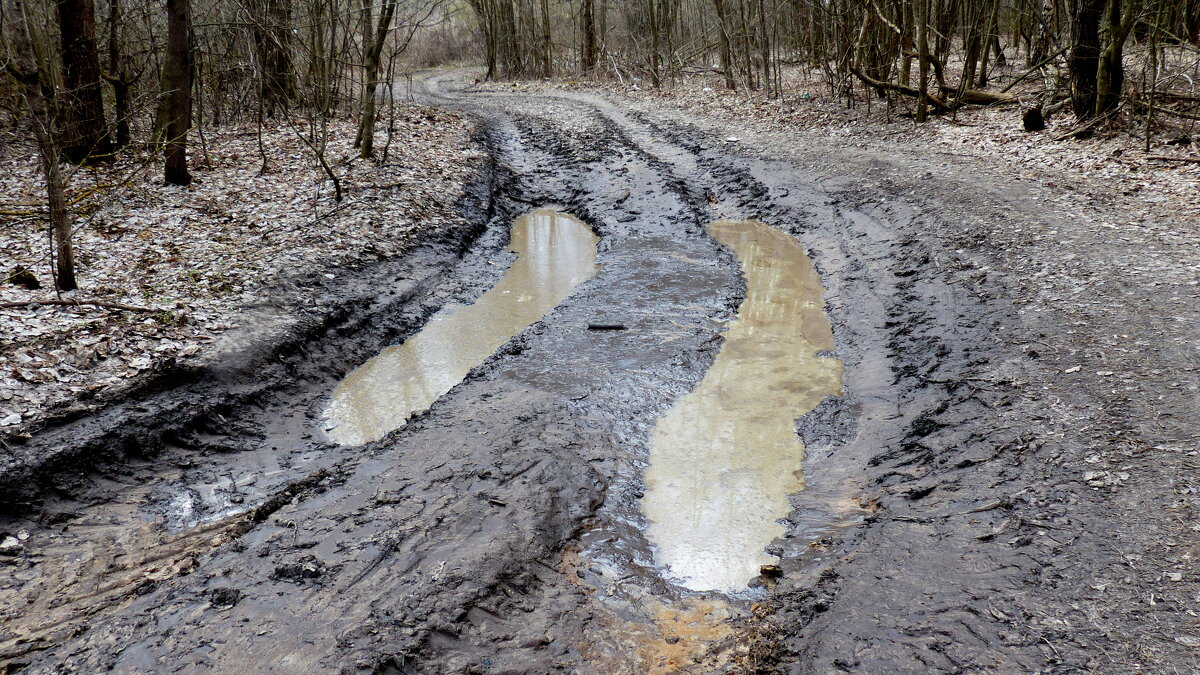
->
[0,299,157,312]
[1145,155,1200,164]
[1051,116,1105,141]
[1000,46,1069,93]
[848,65,952,113]
[1130,97,1200,122]
[941,86,1018,105]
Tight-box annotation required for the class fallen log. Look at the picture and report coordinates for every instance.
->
[944,87,1018,105]
[848,65,952,113]
[1145,155,1200,164]
[1129,97,1200,122]
[1051,116,1105,141]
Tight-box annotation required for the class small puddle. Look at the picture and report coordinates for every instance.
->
[324,209,599,446]
[641,219,842,592]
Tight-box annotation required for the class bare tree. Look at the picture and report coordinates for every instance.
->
[163,0,193,185]
[57,0,113,163]
[4,0,78,290]
[916,0,930,122]
[354,0,398,158]
[1094,0,1142,116]
[104,0,145,150]
[250,0,294,116]
[581,0,598,73]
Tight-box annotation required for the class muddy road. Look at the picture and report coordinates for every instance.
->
[2,71,1197,673]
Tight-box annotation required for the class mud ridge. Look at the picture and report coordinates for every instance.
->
[6,71,1194,673]
[0,138,501,514]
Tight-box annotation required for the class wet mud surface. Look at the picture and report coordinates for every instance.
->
[2,70,1197,673]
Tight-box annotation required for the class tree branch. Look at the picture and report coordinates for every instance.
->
[0,299,158,312]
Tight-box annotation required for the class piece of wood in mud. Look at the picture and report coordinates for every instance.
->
[759,564,784,578]
[587,322,627,330]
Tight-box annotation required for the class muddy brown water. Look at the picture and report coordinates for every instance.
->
[641,219,842,592]
[324,209,600,446]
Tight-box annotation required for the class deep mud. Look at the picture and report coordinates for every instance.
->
[1,69,1196,673]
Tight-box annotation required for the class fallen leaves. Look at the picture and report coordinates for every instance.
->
[0,106,483,430]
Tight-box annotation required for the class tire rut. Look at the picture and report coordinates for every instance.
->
[5,70,1168,673]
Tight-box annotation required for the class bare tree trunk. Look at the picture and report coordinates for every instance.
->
[6,0,78,290]
[252,0,294,116]
[105,0,133,149]
[712,0,736,89]
[916,0,930,122]
[1030,0,1053,65]
[581,0,597,73]
[977,0,1003,86]
[1069,0,1104,118]
[57,0,112,163]
[648,0,662,87]
[163,0,192,185]
[357,0,398,158]
[483,1,498,79]
[541,0,552,77]
[757,0,770,96]
[1095,0,1140,116]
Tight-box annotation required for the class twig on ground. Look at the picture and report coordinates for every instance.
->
[1145,155,1200,164]
[0,299,157,312]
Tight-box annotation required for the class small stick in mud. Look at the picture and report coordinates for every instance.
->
[587,323,627,331]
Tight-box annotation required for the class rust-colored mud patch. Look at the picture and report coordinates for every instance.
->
[564,548,747,674]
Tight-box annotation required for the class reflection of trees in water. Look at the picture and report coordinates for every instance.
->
[521,212,598,302]
[326,210,598,446]
[643,220,841,591]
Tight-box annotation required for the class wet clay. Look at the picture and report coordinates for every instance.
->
[324,209,599,445]
[641,219,842,592]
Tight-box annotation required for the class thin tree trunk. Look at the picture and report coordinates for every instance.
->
[1095,0,1140,116]
[649,0,662,87]
[252,0,294,116]
[758,0,770,96]
[712,0,736,88]
[357,0,398,158]
[106,0,132,149]
[581,0,597,73]
[541,0,552,77]
[6,0,78,290]
[916,0,930,122]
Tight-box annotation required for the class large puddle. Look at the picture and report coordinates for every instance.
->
[324,209,599,446]
[641,219,842,592]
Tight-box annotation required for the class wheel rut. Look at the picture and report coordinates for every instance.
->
[2,71,1084,673]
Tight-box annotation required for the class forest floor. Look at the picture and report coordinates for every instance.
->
[0,107,482,432]
[1,68,1198,674]
[539,65,1200,229]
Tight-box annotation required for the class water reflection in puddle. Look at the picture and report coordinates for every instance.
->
[324,209,599,446]
[641,220,842,592]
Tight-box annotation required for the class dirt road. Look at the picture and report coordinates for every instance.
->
[1,71,1196,673]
